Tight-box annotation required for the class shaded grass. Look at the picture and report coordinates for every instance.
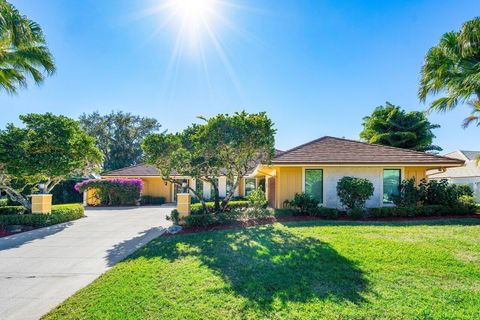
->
[43,219,480,320]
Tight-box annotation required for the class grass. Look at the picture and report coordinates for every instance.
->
[43,219,480,319]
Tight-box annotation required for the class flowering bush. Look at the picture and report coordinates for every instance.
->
[75,178,144,206]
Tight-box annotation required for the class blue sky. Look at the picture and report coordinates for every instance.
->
[2,0,479,152]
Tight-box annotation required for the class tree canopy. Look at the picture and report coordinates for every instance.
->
[419,17,480,125]
[142,111,276,212]
[0,113,102,209]
[79,111,161,171]
[0,0,55,93]
[360,102,441,152]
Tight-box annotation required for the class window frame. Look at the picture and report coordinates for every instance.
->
[302,168,324,205]
[382,169,402,205]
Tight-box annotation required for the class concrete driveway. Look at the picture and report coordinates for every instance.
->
[0,205,173,320]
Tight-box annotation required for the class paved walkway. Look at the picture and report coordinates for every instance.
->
[0,205,173,320]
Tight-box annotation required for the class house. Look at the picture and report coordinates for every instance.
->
[98,136,463,208]
[428,150,480,202]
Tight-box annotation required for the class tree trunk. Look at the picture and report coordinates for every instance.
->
[220,175,242,212]
[0,185,31,211]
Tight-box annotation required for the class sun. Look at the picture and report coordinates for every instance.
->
[169,0,219,43]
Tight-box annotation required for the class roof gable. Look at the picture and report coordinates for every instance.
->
[273,136,464,165]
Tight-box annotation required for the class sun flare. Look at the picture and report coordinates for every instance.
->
[169,0,219,43]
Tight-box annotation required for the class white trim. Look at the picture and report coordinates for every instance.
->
[302,167,326,206]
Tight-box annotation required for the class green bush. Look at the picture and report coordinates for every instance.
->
[456,184,474,197]
[459,195,475,205]
[348,207,364,219]
[0,197,8,207]
[184,213,216,227]
[168,209,180,224]
[190,200,251,213]
[310,207,339,219]
[274,208,298,217]
[247,188,267,208]
[393,178,421,206]
[286,193,320,214]
[0,204,84,228]
[0,205,28,215]
[336,176,374,210]
[141,196,166,205]
[368,204,476,219]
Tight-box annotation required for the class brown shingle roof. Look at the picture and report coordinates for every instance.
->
[273,136,464,165]
[102,164,161,177]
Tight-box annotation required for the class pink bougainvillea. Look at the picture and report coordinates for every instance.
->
[75,178,144,206]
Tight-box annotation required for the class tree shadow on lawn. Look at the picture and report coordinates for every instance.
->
[136,225,368,311]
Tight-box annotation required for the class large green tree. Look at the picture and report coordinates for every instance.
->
[79,111,161,171]
[360,102,441,152]
[0,113,102,210]
[0,0,55,93]
[419,17,480,125]
[142,111,276,212]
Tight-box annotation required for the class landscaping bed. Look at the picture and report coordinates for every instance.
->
[0,203,85,237]
[43,219,480,319]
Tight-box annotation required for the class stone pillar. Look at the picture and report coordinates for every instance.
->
[176,193,191,220]
[30,194,52,214]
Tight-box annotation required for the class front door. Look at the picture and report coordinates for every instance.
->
[268,177,276,208]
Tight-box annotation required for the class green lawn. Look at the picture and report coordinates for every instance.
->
[43,219,480,320]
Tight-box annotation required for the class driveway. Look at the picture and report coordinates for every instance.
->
[0,205,173,320]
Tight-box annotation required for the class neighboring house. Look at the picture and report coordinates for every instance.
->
[97,136,463,209]
[428,150,480,202]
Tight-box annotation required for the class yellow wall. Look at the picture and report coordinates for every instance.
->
[141,177,172,202]
[275,166,302,208]
[404,167,427,185]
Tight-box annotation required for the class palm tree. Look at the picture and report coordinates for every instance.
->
[0,0,55,93]
[419,17,480,126]
[462,100,480,128]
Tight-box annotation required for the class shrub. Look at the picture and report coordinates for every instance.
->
[191,200,251,213]
[0,204,84,228]
[348,207,365,219]
[336,176,374,210]
[0,197,8,207]
[75,178,144,206]
[459,195,475,205]
[368,204,476,218]
[168,209,180,224]
[247,188,267,208]
[419,179,460,206]
[141,196,166,205]
[393,178,421,207]
[287,193,320,214]
[456,184,474,197]
[0,205,28,215]
[184,213,216,227]
[310,207,339,219]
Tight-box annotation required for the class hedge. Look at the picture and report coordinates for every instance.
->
[368,204,477,218]
[0,204,84,228]
[191,200,250,213]
[141,196,166,205]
